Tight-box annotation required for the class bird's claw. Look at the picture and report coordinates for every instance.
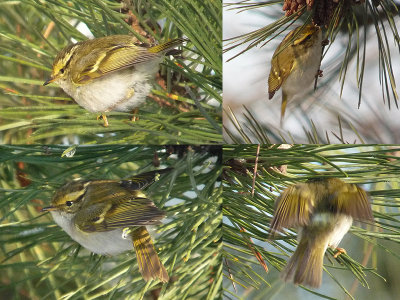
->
[333,247,347,258]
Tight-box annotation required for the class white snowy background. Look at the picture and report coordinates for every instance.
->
[223,1,400,143]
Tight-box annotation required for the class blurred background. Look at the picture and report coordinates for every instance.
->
[223,144,400,299]
[0,0,222,145]
[0,145,222,299]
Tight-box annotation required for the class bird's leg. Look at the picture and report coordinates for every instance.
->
[131,108,139,122]
[97,113,109,127]
[314,39,329,90]
[317,40,329,78]
[333,247,347,258]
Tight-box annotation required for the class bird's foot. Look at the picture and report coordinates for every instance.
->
[97,113,109,127]
[333,247,347,258]
[131,108,139,122]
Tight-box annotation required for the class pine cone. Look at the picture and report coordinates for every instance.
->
[283,0,307,16]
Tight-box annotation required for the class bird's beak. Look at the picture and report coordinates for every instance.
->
[41,205,57,212]
[43,77,55,86]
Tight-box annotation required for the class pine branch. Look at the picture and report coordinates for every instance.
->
[223,144,400,299]
[0,0,222,144]
[0,145,222,299]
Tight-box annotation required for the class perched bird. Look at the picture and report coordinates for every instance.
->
[270,178,374,288]
[268,24,322,124]
[41,169,171,282]
[44,35,185,126]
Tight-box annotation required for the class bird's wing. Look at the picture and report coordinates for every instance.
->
[329,183,374,221]
[119,168,172,191]
[270,183,316,233]
[72,45,160,84]
[74,182,165,232]
[268,33,296,99]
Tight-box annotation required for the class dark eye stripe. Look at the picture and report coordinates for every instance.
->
[58,44,79,73]
[75,192,85,203]
[62,53,73,72]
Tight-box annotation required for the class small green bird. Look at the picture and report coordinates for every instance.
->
[42,169,171,282]
[270,178,374,288]
[44,35,185,126]
[268,24,322,124]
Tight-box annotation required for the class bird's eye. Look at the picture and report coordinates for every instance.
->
[60,68,65,74]
[65,201,73,206]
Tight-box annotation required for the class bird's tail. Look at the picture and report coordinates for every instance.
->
[280,91,288,126]
[131,226,169,282]
[281,236,326,288]
[149,38,187,54]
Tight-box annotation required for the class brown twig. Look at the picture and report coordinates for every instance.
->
[224,258,237,293]
[251,144,260,197]
[239,226,269,273]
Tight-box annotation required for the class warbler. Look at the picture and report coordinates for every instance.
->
[268,24,322,124]
[44,35,185,126]
[270,178,374,288]
[41,169,171,282]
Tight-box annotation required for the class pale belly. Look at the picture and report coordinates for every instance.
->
[50,211,133,255]
[59,63,160,113]
[282,31,323,98]
[298,212,353,252]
